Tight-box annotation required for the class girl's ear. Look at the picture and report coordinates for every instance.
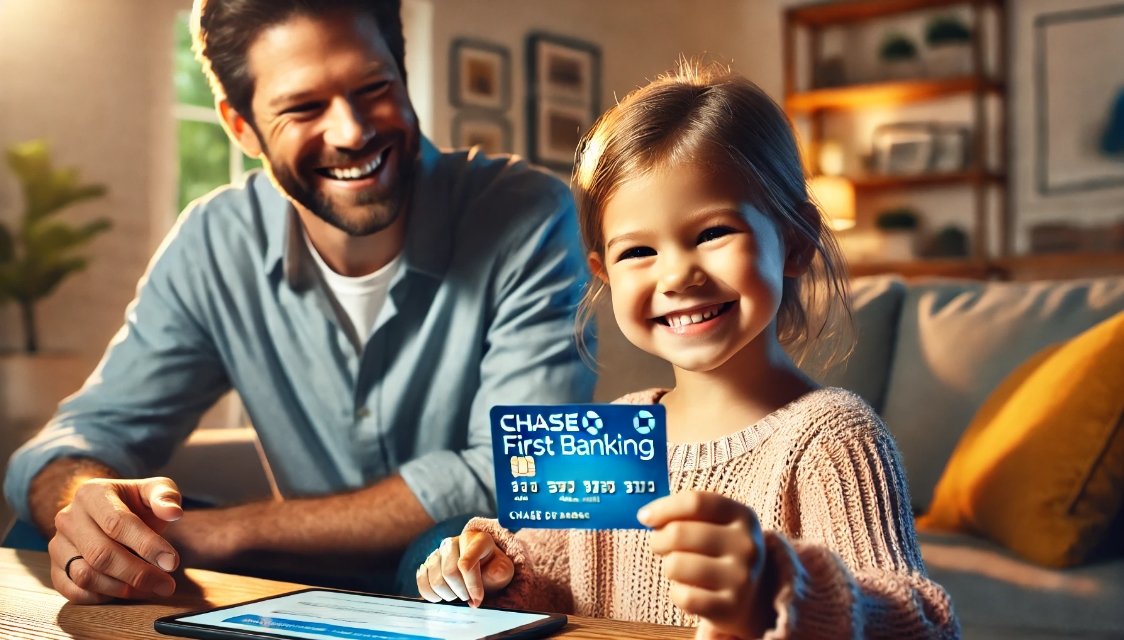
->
[784,235,816,277]
[587,251,608,283]
[783,203,820,277]
[218,99,263,158]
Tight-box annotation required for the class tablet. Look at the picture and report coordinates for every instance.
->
[154,588,567,640]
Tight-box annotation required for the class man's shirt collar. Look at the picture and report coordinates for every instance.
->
[261,136,448,291]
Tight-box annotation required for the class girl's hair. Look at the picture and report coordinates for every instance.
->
[572,62,854,374]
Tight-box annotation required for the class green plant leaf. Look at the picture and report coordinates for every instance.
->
[35,257,89,300]
[0,263,15,303]
[5,256,88,303]
[0,221,13,264]
[24,218,112,258]
[7,140,108,222]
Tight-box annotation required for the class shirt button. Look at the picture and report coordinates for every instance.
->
[356,407,371,419]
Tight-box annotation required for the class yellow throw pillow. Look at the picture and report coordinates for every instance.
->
[918,311,1124,567]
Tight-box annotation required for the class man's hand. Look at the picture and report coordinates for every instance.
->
[416,530,514,608]
[640,491,773,640]
[49,477,183,604]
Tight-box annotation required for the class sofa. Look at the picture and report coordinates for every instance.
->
[833,275,1124,639]
[151,273,1124,639]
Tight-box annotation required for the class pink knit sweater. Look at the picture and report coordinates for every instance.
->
[467,387,959,639]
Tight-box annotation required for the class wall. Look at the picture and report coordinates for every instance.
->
[0,0,185,364]
[1010,0,1124,253]
[421,0,781,153]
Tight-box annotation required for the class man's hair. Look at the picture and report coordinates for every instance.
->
[191,0,406,120]
[572,61,854,372]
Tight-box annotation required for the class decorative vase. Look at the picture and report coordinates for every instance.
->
[878,230,918,262]
[0,352,89,456]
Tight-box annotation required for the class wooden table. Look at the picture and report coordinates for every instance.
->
[0,549,691,639]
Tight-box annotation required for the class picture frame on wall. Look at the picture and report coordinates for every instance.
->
[533,101,593,168]
[452,112,512,155]
[526,32,601,171]
[1034,3,1124,195]
[450,38,511,111]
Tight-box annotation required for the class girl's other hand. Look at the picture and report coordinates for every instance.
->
[639,491,771,640]
[415,529,514,608]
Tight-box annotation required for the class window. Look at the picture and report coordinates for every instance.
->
[173,10,261,215]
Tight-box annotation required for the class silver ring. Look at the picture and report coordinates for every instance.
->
[64,555,84,581]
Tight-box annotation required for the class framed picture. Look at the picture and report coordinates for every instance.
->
[1034,4,1124,195]
[450,38,510,110]
[531,101,594,168]
[930,123,972,173]
[452,112,512,155]
[526,32,601,171]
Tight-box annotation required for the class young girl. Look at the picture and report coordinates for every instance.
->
[416,65,958,639]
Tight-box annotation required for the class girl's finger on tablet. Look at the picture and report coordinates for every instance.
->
[439,537,470,601]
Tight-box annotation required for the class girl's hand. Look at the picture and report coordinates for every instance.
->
[639,491,770,640]
[415,530,514,608]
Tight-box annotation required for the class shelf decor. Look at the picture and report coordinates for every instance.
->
[783,0,1010,262]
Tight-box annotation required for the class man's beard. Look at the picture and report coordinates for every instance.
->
[269,151,417,237]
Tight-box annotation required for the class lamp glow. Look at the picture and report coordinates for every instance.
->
[808,175,856,231]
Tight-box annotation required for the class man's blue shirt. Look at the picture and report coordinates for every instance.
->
[5,139,596,523]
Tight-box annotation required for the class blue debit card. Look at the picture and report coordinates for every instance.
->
[490,404,669,530]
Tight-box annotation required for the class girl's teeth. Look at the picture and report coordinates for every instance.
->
[668,306,722,327]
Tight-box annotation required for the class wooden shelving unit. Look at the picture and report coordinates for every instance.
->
[852,169,1004,191]
[785,76,1004,114]
[784,0,1010,267]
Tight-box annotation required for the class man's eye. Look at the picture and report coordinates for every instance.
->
[698,226,736,244]
[616,246,656,262]
[281,102,323,116]
[358,81,391,97]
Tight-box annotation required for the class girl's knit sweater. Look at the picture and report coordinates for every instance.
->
[467,387,959,639]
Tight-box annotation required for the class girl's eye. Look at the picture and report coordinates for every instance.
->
[697,226,736,244]
[615,246,656,262]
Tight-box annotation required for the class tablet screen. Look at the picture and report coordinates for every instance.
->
[156,588,565,640]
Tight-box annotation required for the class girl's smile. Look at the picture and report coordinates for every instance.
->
[654,301,736,335]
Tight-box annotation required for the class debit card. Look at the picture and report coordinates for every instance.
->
[490,404,669,530]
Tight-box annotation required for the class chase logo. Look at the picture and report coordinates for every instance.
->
[581,410,603,435]
[633,409,656,435]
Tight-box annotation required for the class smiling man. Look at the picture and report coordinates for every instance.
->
[4,0,594,604]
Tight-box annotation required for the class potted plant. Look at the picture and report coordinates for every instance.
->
[0,139,109,431]
[879,32,922,80]
[922,225,969,258]
[874,207,921,261]
[924,14,973,77]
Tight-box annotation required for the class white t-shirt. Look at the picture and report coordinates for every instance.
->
[304,230,402,342]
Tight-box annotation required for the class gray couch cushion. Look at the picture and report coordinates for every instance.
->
[816,275,907,413]
[920,530,1124,638]
[882,277,1124,511]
